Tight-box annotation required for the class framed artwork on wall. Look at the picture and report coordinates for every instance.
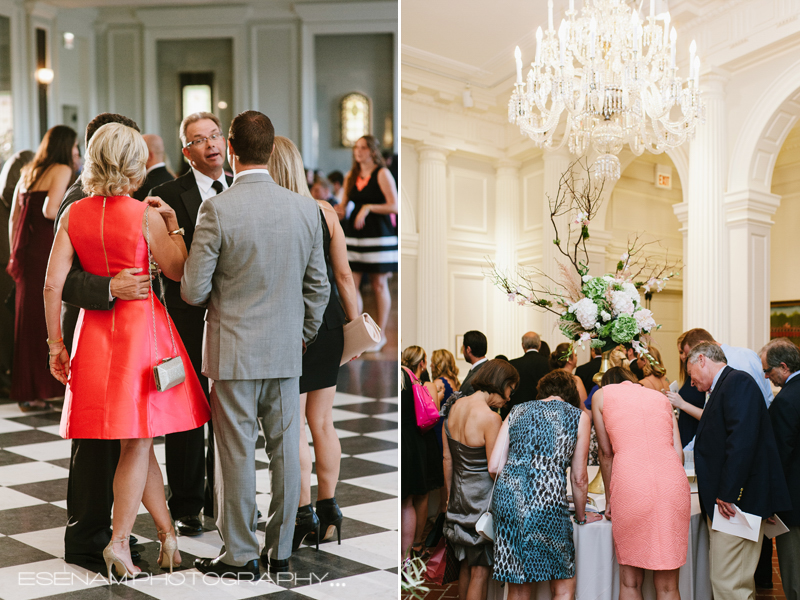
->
[770,301,800,346]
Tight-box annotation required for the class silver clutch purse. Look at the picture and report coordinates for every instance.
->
[145,209,185,393]
[154,357,185,392]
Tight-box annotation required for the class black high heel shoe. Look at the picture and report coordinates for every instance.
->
[293,504,320,552]
[316,497,343,545]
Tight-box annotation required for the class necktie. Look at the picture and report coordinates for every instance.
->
[211,180,224,195]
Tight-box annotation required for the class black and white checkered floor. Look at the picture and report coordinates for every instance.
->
[0,361,399,600]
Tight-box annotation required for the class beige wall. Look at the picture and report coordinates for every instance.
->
[771,123,800,303]
[608,154,684,379]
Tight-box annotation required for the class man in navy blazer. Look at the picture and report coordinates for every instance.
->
[762,338,800,600]
[688,342,791,600]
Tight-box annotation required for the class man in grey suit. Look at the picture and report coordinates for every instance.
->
[182,110,329,577]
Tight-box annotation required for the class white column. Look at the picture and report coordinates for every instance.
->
[725,190,780,350]
[541,149,573,345]
[685,69,729,340]
[416,144,450,354]
[493,159,522,358]
[673,201,689,327]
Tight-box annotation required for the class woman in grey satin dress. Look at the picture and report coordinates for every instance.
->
[442,359,519,600]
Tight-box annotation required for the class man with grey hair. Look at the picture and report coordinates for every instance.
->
[150,111,233,535]
[184,110,328,576]
[688,342,790,600]
[761,338,800,599]
[504,331,550,418]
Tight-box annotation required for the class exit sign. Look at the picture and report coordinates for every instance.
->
[655,164,673,190]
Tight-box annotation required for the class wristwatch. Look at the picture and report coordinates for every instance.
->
[169,227,185,236]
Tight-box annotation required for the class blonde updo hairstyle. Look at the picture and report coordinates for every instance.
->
[641,345,667,378]
[267,136,313,199]
[82,123,147,197]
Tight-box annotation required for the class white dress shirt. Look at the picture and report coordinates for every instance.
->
[191,166,229,202]
[720,343,774,406]
[232,168,270,184]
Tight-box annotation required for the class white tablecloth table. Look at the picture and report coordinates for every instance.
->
[486,467,710,600]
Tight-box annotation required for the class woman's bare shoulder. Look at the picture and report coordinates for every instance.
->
[32,164,72,190]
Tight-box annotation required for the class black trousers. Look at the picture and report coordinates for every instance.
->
[64,439,119,559]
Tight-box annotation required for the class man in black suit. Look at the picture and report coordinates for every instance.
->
[459,330,488,396]
[132,134,173,200]
[149,111,232,534]
[503,331,550,418]
[55,113,151,569]
[625,346,645,380]
[762,338,800,599]
[688,342,791,600]
[576,347,603,396]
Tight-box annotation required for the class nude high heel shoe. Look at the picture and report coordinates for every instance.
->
[103,538,141,582]
[157,528,181,573]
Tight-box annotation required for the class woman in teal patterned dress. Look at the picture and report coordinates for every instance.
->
[489,370,602,599]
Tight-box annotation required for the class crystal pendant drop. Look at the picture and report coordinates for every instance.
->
[593,154,621,183]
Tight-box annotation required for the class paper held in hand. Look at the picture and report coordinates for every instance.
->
[712,505,761,542]
[764,514,790,539]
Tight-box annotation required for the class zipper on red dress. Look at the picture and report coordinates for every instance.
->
[100,196,115,332]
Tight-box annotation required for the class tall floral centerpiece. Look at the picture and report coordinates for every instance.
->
[489,159,679,362]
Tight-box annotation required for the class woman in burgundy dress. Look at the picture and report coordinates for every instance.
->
[7,125,78,411]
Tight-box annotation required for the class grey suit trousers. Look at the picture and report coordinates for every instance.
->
[210,377,300,565]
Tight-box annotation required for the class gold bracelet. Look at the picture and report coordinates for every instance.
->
[49,351,62,356]
[47,337,63,345]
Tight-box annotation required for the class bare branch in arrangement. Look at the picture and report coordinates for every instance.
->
[546,158,605,276]
[484,259,567,316]
[616,235,682,289]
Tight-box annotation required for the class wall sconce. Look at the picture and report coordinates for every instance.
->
[63,32,74,49]
[341,92,370,147]
[36,68,54,85]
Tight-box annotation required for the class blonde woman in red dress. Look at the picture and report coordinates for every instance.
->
[43,123,210,580]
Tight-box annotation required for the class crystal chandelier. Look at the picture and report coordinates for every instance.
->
[508,0,704,181]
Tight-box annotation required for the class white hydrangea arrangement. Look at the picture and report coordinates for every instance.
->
[488,159,680,360]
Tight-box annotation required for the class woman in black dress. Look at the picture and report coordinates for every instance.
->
[401,345,444,561]
[343,135,397,352]
[267,137,360,551]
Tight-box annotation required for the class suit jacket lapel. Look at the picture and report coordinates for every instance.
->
[696,365,731,439]
[179,172,202,229]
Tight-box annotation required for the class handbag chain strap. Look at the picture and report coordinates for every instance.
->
[145,208,178,360]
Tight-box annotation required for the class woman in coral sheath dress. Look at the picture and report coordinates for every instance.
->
[43,123,210,579]
[592,367,690,599]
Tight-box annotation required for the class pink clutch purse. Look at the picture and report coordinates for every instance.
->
[340,313,381,365]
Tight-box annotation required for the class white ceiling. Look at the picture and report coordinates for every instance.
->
[402,0,721,88]
[44,0,371,8]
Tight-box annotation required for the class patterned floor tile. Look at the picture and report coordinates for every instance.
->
[0,360,398,599]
